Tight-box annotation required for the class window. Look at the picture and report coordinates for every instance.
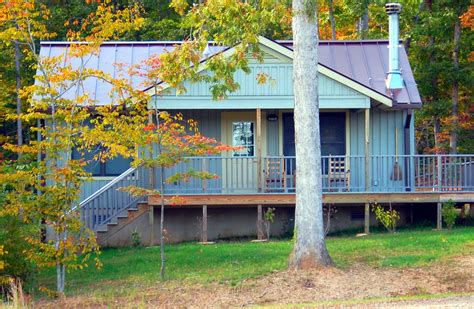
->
[72,145,131,177]
[232,121,255,157]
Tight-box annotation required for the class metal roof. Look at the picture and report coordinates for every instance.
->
[279,40,421,105]
[38,39,421,106]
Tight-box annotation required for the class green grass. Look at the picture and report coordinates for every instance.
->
[30,227,474,298]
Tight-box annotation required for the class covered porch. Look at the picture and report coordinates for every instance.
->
[160,104,415,194]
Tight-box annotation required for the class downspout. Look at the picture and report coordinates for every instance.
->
[385,3,404,90]
[404,110,412,191]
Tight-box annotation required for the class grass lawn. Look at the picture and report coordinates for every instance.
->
[30,226,474,299]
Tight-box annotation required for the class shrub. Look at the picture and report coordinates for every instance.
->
[0,216,37,297]
[0,161,38,295]
[263,207,275,240]
[372,203,400,233]
[131,228,142,247]
[442,200,457,229]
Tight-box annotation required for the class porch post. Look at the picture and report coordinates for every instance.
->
[364,108,370,234]
[437,202,442,230]
[364,203,370,234]
[364,108,370,192]
[256,108,262,192]
[202,205,208,243]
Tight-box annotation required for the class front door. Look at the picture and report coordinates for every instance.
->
[221,112,266,193]
[282,112,346,156]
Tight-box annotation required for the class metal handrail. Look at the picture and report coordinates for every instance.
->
[76,164,147,230]
[77,166,137,208]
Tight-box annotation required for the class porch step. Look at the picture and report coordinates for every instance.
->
[95,202,150,247]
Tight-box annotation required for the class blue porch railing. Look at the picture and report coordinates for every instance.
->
[79,154,474,230]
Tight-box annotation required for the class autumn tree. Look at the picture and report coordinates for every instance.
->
[411,0,473,154]
[104,0,288,276]
[0,0,143,294]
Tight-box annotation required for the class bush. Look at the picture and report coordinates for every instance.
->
[131,228,141,247]
[372,203,400,233]
[0,216,38,298]
[442,200,457,229]
[1,161,38,295]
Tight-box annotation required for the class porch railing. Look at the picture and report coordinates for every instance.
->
[79,154,474,230]
[157,154,474,194]
[78,166,149,230]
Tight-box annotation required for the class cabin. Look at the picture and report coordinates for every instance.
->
[39,6,474,246]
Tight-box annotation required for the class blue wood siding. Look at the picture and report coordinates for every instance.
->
[349,109,407,191]
[179,110,221,140]
[154,63,369,110]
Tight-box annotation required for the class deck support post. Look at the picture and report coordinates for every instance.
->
[437,202,442,230]
[364,203,370,234]
[202,205,208,243]
[257,204,264,240]
[256,108,262,193]
[149,205,154,246]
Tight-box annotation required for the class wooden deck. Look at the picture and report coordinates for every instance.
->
[149,192,474,207]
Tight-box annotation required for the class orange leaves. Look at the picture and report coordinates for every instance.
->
[168,195,186,206]
[0,0,55,45]
[460,5,474,30]
[144,124,156,132]
[460,5,474,62]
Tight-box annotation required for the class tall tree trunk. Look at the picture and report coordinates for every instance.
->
[290,0,332,269]
[434,118,441,152]
[14,41,23,148]
[328,0,336,40]
[160,166,166,280]
[450,15,461,154]
[55,232,66,294]
[359,4,369,39]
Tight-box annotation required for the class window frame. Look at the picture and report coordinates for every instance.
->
[231,121,255,157]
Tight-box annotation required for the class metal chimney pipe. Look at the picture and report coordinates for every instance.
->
[385,3,404,90]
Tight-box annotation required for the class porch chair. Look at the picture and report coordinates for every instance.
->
[328,155,350,192]
[265,158,286,192]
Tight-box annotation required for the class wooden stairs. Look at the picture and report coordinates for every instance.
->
[96,202,150,247]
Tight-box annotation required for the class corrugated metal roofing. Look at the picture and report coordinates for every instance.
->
[38,39,421,106]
